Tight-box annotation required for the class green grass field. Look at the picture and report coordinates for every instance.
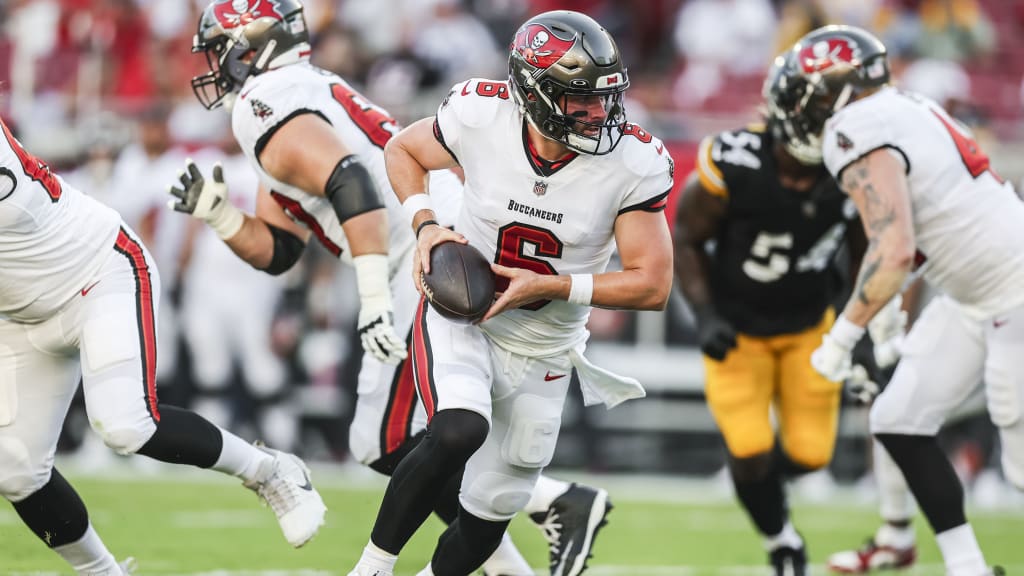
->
[3,464,1023,575]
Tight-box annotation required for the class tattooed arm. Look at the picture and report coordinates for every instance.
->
[838,148,916,327]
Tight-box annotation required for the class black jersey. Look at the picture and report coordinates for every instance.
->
[695,126,855,336]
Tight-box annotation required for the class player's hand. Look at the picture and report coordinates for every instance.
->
[482,263,545,322]
[168,160,227,218]
[357,308,407,364]
[413,225,466,297]
[167,160,243,239]
[693,304,737,361]
[868,295,907,368]
[811,333,855,382]
[845,363,881,404]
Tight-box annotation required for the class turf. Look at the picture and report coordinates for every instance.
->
[2,465,1022,575]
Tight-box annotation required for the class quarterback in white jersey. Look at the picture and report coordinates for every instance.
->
[182,3,619,575]
[0,114,327,576]
[350,11,673,576]
[770,26,1021,576]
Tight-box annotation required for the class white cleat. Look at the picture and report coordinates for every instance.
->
[245,445,327,548]
[118,557,138,575]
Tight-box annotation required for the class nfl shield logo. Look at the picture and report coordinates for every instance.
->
[533,180,548,196]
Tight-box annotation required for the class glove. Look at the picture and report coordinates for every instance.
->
[693,304,738,361]
[868,295,907,368]
[845,363,881,404]
[167,160,243,239]
[811,314,865,382]
[354,254,407,365]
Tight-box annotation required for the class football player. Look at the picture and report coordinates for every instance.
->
[176,2,614,575]
[672,52,885,576]
[0,122,325,574]
[349,10,674,576]
[779,25,1024,576]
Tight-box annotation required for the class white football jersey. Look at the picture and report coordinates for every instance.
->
[823,87,1024,320]
[231,63,462,275]
[0,119,121,322]
[435,78,675,355]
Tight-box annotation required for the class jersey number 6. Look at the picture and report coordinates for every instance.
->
[495,222,563,310]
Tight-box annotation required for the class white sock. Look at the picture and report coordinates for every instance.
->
[876,521,916,549]
[875,439,916,521]
[524,475,570,514]
[414,564,435,576]
[357,540,398,573]
[53,523,120,575]
[764,521,803,551]
[936,524,988,576]
[481,532,533,575]
[211,429,273,483]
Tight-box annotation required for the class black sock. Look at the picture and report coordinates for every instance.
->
[431,505,510,576]
[731,452,787,536]
[370,409,488,553]
[875,433,967,534]
[12,469,89,548]
[136,404,222,468]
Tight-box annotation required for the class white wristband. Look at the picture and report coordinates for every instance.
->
[402,193,434,226]
[830,314,866,349]
[567,273,594,306]
[207,202,244,240]
[353,253,392,312]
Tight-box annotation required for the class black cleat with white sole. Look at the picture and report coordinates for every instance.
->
[529,483,611,576]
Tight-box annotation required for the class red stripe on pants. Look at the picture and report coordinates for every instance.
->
[411,298,436,420]
[383,353,416,454]
[114,228,161,422]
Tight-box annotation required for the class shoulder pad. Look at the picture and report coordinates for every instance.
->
[619,123,670,177]
[442,78,510,129]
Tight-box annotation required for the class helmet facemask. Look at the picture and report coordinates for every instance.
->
[516,74,628,155]
[192,31,255,110]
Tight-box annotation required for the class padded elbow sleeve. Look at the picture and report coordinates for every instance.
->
[326,155,384,223]
[263,224,306,275]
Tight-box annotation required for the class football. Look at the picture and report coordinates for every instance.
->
[421,241,495,324]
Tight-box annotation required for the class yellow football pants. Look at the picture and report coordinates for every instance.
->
[703,310,842,468]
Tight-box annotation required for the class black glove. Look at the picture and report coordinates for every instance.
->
[693,303,738,361]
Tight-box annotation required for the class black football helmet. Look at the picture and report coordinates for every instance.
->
[508,11,629,155]
[192,0,311,110]
[764,25,890,165]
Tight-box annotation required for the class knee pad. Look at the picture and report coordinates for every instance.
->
[431,409,489,461]
[500,394,561,469]
[461,470,535,521]
[94,421,156,456]
[0,437,49,502]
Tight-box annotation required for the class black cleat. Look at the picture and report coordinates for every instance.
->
[529,483,611,576]
[770,544,808,576]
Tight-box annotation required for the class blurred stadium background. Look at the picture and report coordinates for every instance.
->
[2,0,1024,573]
